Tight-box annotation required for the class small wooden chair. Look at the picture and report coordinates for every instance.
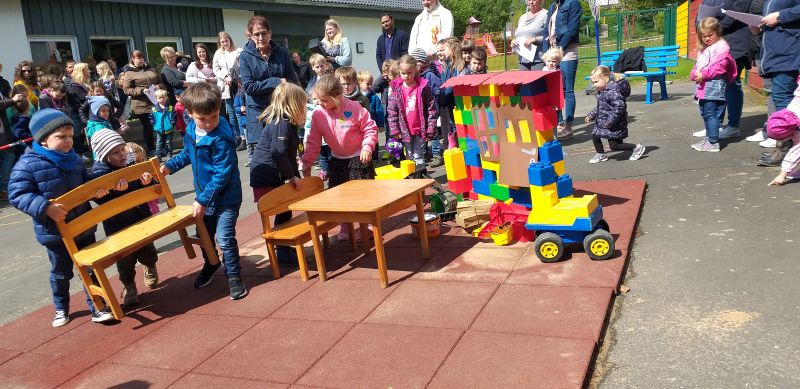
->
[52,158,218,320]
[257,177,340,280]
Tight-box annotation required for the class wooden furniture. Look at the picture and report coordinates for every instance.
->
[256,176,339,281]
[52,158,218,320]
[586,45,680,104]
[289,179,434,288]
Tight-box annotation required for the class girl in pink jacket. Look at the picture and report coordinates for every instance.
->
[387,55,438,165]
[690,17,737,153]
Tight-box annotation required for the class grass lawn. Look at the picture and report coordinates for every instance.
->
[487,54,695,82]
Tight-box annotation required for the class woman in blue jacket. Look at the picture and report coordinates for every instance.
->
[760,0,800,113]
[542,0,582,139]
[238,15,299,167]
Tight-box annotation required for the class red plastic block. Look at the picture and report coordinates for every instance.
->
[466,125,477,140]
[468,166,483,180]
[466,191,479,200]
[447,176,473,194]
[456,124,468,138]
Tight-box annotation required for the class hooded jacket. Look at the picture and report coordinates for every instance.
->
[587,77,631,139]
[387,76,438,143]
[541,0,583,54]
[759,0,800,77]
[122,63,159,115]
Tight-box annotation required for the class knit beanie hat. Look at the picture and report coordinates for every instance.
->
[31,109,75,143]
[410,48,429,64]
[90,129,125,163]
[766,109,800,141]
[89,96,111,116]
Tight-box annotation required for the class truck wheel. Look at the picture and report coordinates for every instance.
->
[584,229,615,260]
[534,232,563,263]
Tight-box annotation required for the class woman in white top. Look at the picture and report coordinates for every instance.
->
[212,31,244,144]
[185,43,217,85]
[319,19,352,69]
[511,0,548,70]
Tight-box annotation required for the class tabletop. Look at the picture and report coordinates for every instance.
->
[289,179,434,213]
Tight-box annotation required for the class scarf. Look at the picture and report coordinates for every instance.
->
[33,142,80,171]
[345,88,364,101]
[41,90,64,109]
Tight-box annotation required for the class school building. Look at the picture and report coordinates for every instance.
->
[0,0,418,81]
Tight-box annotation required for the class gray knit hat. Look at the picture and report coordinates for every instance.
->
[410,48,429,64]
[90,129,126,163]
[31,109,75,143]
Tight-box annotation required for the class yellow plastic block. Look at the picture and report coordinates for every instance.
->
[553,160,566,176]
[534,129,555,147]
[552,195,598,218]
[375,160,416,180]
[518,120,532,143]
[530,190,559,212]
[477,194,494,201]
[444,148,467,181]
[527,194,599,226]
[453,110,463,125]
[482,160,499,172]
[529,183,556,195]
[463,96,472,110]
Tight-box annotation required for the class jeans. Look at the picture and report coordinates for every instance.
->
[700,99,726,144]
[224,99,240,139]
[318,145,332,172]
[560,59,578,124]
[46,237,100,315]
[404,135,426,165]
[770,71,800,112]
[136,113,156,153]
[0,149,15,192]
[155,131,173,157]
[201,205,241,277]
[235,109,247,141]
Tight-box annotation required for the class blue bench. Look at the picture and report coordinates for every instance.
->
[587,45,680,104]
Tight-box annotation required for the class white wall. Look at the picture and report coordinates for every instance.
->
[223,9,254,49]
[330,15,383,79]
[0,0,32,82]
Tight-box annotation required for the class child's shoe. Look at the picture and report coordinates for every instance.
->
[143,265,159,289]
[629,144,646,160]
[692,129,707,137]
[228,276,248,300]
[746,131,767,142]
[429,156,444,168]
[91,308,115,323]
[121,283,140,306]
[691,138,720,152]
[318,170,328,181]
[52,310,69,328]
[760,138,777,148]
[589,153,608,163]
[556,123,573,140]
[194,262,221,288]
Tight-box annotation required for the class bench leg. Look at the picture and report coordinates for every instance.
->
[645,79,654,104]
[265,240,281,279]
[178,228,197,259]
[659,74,668,100]
[94,267,124,320]
[195,218,220,266]
[307,215,327,281]
[295,243,309,281]
[76,266,105,316]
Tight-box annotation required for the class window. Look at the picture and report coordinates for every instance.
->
[90,36,133,68]
[145,37,183,67]
[191,38,218,56]
[28,35,79,70]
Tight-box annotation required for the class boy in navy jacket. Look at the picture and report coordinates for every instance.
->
[160,83,247,300]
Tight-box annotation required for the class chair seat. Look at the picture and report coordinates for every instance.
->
[263,213,338,241]
[74,206,195,266]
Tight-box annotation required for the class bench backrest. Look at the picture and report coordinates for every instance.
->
[598,45,680,71]
[52,157,174,251]
[257,176,324,233]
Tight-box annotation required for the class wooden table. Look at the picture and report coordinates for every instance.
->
[289,179,434,288]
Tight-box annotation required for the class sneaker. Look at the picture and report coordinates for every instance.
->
[692,129,707,137]
[91,308,115,323]
[227,276,248,300]
[52,310,69,328]
[143,265,158,289]
[589,153,608,163]
[121,283,139,306]
[629,144,646,160]
[718,126,740,139]
[244,160,251,167]
[760,138,777,148]
[318,171,327,181]
[428,156,444,168]
[236,139,247,151]
[692,138,720,152]
[746,131,767,142]
[556,123,573,140]
[193,262,221,288]
[337,226,349,241]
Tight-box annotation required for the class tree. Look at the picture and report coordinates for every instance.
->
[446,0,518,36]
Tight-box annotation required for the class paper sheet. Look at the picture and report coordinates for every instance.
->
[698,4,722,19]
[143,85,159,106]
[512,37,538,63]
[721,9,764,26]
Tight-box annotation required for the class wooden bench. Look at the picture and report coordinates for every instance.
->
[52,158,219,320]
[257,176,341,281]
[587,45,680,104]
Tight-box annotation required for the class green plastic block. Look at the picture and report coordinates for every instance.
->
[458,137,467,151]
[461,110,473,125]
[489,183,510,201]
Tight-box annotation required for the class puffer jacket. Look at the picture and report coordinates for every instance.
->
[164,116,242,208]
[122,63,159,115]
[587,77,631,140]
[387,77,438,143]
[8,150,95,246]
[90,161,153,235]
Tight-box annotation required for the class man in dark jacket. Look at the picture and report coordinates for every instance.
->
[376,13,410,71]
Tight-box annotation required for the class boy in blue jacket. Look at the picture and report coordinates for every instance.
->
[9,109,117,327]
[160,83,247,300]
[151,89,176,159]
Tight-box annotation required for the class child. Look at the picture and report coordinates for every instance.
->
[250,83,305,263]
[438,38,464,149]
[387,55,438,166]
[5,84,37,144]
[231,83,247,150]
[767,82,800,186]
[542,47,565,128]
[305,54,328,97]
[85,96,113,142]
[125,141,160,215]
[461,38,475,64]
[410,48,444,167]
[300,74,378,241]
[358,70,385,131]
[151,89,176,159]
[80,81,123,132]
[90,129,159,306]
[690,17,737,153]
[8,109,116,326]
[585,66,646,163]
[38,79,71,116]
[463,47,488,75]
[175,92,188,136]
[160,83,247,300]
[336,66,369,110]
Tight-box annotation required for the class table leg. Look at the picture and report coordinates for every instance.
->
[306,214,327,281]
[371,214,388,288]
[360,222,370,256]
[415,191,430,259]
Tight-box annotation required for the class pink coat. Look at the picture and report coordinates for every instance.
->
[690,39,737,100]
[387,76,438,143]
[301,96,378,168]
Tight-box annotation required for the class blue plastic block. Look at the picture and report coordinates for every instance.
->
[556,174,573,198]
[527,162,557,187]
[482,169,497,183]
[519,78,548,97]
[472,179,491,196]
[539,140,564,164]
[464,147,482,167]
[509,186,532,208]
[465,138,479,151]
[526,206,604,234]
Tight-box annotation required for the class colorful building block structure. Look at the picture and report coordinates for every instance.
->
[441,71,615,262]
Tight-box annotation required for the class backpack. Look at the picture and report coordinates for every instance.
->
[613,46,647,73]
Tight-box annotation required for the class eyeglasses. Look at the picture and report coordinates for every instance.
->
[251,31,270,38]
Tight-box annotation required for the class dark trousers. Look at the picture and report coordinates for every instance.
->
[593,136,636,154]
[45,236,101,315]
[136,113,156,152]
[116,243,158,285]
[155,131,174,157]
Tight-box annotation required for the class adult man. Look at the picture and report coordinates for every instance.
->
[291,51,311,89]
[408,0,454,58]
[375,13,410,71]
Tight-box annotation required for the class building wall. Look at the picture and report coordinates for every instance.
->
[0,0,32,81]
[330,15,384,77]
[222,9,253,46]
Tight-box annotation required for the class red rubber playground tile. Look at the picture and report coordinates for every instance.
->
[507,248,629,289]
[171,373,288,389]
[59,362,185,389]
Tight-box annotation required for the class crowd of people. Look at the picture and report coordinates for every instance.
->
[0,0,798,329]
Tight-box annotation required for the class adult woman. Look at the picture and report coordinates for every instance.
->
[319,19,352,69]
[186,43,217,85]
[13,61,40,106]
[511,0,548,70]
[160,46,190,106]
[542,0,582,139]
[239,15,299,166]
[66,62,91,154]
[758,3,800,123]
[213,31,244,143]
[122,50,160,153]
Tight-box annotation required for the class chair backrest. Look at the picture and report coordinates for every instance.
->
[256,176,324,233]
[52,157,174,251]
